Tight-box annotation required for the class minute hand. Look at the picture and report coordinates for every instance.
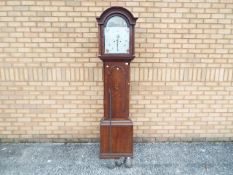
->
[116,35,120,52]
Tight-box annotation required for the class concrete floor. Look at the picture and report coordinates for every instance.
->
[0,142,233,175]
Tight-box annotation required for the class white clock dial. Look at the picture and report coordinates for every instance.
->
[104,16,129,54]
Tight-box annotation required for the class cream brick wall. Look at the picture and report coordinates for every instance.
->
[0,0,233,142]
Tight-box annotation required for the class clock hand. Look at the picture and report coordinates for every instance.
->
[116,35,120,52]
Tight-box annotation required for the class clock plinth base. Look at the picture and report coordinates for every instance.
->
[100,118,133,159]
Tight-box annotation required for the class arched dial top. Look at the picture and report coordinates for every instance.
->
[104,16,130,54]
[96,6,138,61]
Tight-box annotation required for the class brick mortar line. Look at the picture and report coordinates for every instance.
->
[0,81,233,83]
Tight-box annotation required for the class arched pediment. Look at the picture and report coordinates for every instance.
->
[96,6,137,25]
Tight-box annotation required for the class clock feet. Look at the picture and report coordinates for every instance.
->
[124,157,133,168]
[110,157,133,168]
[115,157,125,167]
[105,157,133,169]
[106,159,116,169]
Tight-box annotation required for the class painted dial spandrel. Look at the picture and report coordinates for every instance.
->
[104,16,130,54]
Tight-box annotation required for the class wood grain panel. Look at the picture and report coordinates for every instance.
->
[100,119,133,159]
[104,62,129,119]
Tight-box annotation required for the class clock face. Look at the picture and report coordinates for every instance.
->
[104,16,130,54]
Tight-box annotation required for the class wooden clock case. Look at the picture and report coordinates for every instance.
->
[96,7,137,159]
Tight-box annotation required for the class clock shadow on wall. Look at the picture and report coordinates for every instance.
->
[96,7,138,168]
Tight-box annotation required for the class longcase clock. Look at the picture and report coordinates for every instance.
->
[96,7,137,164]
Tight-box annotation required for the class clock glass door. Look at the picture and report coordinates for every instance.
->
[104,16,130,54]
